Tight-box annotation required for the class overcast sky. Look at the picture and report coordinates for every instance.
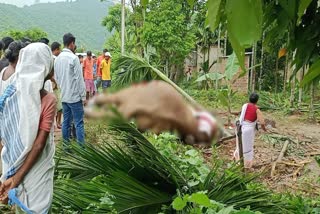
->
[0,0,67,7]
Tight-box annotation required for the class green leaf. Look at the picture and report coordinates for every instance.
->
[206,0,223,31]
[301,58,320,86]
[226,0,262,47]
[297,0,312,24]
[225,52,240,81]
[172,197,187,211]
[278,0,297,20]
[195,72,225,82]
[185,149,198,157]
[227,28,246,72]
[218,90,229,107]
[189,192,211,207]
[141,0,149,7]
[186,0,195,8]
[216,206,234,214]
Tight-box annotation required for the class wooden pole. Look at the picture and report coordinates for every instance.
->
[236,121,244,171]
[271,140,289,177]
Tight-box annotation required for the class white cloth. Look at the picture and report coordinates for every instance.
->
[44,80,53,93]
[0,43,55,213]
[234,103,256,167]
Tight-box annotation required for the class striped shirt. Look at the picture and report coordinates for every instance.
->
[54,48,86,103]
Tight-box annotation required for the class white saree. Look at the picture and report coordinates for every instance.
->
[234,103,256,168]
[0,43,55,213]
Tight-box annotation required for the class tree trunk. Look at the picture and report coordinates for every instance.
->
[224,31,228,56]
[165,58,169,77]
[283,53,289,93]
[309,80,315,119]
[227,86,232,126]
[252,43,256,91]
[298,66,305,107]
[290,51,296,107]
[275,56,278,93]
[216,24,221,90]
[259,33,265,91]
[249,44,256,92]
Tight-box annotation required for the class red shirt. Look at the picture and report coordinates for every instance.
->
[244,103,258,122]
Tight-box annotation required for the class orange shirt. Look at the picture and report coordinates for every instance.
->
[96,55,104,77]
[83,57,94,80]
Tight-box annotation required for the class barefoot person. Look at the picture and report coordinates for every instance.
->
[0,43,56,213]
[234,92,266,169]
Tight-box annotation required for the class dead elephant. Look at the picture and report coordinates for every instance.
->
[85,81,218,145]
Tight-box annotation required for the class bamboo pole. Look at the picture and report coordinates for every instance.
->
[271,140,289,177]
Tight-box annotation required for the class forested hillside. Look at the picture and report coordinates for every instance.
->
[0,0,112,50]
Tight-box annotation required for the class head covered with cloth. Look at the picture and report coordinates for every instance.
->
[0,43,55,213]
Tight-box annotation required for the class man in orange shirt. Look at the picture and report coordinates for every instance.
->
[96,49,108,93]
[83,51,95,100]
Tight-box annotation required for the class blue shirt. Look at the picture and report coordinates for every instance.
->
[54,48,86,103]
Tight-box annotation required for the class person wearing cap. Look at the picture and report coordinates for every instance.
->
[83,51,96,99]
[100,52,112,91]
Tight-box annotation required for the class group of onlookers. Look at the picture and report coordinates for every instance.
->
[79,48,112,100]
[0,32,111,213]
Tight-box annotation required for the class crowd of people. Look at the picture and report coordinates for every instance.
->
[0,32,112,213]
[0,30,266,213]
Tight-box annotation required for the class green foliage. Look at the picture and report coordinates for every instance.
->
[142,0,196,65]
[206,0,263,71]
[4,28,47,41]
[225,52,240,81]
[102,4,131,33]
[196,72,225,83]
[54,115,288,213]
[263,0,320,85]
[0,0,112,50]
[206,0,223,31]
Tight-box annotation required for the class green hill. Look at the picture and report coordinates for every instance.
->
[0,0,112,50]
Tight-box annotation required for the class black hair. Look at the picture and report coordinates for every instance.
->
[93,55,97,59]
[78,55,83,59]
[103,48,108,53]
[1,37,14,50]
[21,37,32,44]
[39,37,49,45]
[63,33,76,47]
[51,42,61,51]
[5,41,26,63]
[87,51,92,56]
[0,40,4,51]
[249,92,259,104]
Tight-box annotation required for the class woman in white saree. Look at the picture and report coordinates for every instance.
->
[234,93,266,169]
[0,43,56,213]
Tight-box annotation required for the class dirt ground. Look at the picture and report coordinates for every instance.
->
[216,111,320,198]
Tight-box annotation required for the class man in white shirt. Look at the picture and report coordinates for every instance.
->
[54,33,86,149]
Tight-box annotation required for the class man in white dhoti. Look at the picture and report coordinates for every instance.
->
[234,93,266,169]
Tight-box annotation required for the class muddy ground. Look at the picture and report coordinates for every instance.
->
[216,111,320,198]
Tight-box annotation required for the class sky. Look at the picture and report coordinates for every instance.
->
[0,0,67,7]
